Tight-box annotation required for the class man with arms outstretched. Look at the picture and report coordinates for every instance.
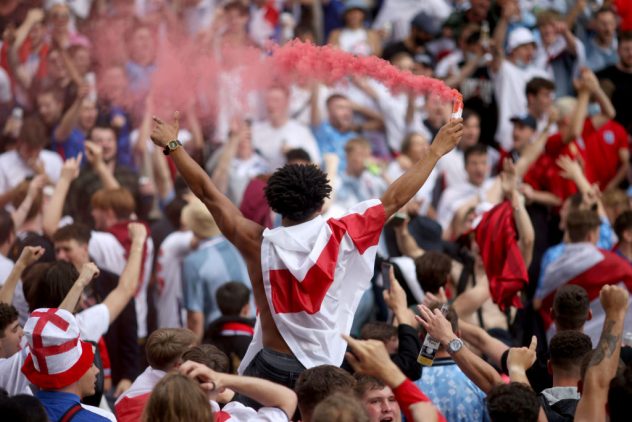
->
[150,111,463,394]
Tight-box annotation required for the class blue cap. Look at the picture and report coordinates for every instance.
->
[411,11,442,36]
[510,114,537,130]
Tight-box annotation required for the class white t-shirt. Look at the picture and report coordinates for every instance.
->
[493,60,549,151]
[154,230,194,329]
[251,119,321,169]
[0,254,29,325]
[436,179,496,230]
[0,150,63,195]
[76,304,110,342]
[0,66,11,103]
[221,401,290,422]
[205,149,269,206]
[88,230,155,338]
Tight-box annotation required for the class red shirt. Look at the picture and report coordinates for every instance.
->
[523,133,580,202]
[580,118,629,191]
[616,0,632,31]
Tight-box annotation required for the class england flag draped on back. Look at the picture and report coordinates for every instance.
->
[239,199,387,373]
[536,242,632,346]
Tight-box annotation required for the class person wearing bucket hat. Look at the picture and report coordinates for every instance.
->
[328,0,381,56]
[491,1,550,152]
[22,308,111,421]
[181,199,253,341]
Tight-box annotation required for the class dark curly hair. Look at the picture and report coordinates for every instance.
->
[486,382,539,422]
[264,164,332,223]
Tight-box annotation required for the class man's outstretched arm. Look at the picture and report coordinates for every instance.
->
[150,112,263,254]
[381,119,463,217]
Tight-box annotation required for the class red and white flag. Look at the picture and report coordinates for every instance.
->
[536,242,632,345]
[239,200,386,372]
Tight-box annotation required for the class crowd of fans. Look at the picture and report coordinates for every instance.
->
[1,0,632,421]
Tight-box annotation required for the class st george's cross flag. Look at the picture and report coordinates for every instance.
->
[239,199,387,372]
[535,242,632,346]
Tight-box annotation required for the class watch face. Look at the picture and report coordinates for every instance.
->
[449,338,463,353]
[168,140,178,149]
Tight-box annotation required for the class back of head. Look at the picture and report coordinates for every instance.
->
[216,282,250,316]
[181,345,229,373]
[0,209,14,246]
[360,321,396,343]
[19,116,48,150]
[11,180,43,222]
[264,164,332,223]
[608,362,632,422]
[414,251,451,294]
[295,365,356,419]
[91,187,136,220]
[25,261,78,311]
[285,148,312,164]
[552,285,590,331]
[0,393,48,422]
[145,329,197,371]
[312,393,369,422]
[566,209,600,243]
[142,373,214,422]
[486,382,540,422]
[549,331,592,377]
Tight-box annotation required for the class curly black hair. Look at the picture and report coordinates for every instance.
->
[486,382,539,422]
[264,164,332,223]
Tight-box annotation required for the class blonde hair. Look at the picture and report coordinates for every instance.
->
[142,373,214,422]
[145,328,197,371]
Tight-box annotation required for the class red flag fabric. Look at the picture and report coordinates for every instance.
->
[538,246,632,338]
[475,201,528,310]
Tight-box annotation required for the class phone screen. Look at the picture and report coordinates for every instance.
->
[381,261,392,290]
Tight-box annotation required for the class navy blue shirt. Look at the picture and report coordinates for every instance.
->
[35,391,110,422]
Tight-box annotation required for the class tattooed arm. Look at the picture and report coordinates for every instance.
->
[574,285,629,422]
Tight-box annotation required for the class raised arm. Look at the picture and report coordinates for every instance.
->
[210,122,242,194]
[0,246,44,304]
[501,159,535,266]
[381,119,463,217]
[557,155,607,219]
[102,223,147,323]
[180,361,298,418]
[42,155,82,238]
[150,112,263,255]
[506,336,538,386]
[417,304,503,393]
[54,84,89,143]
[11,174,46,230]
[59,262,100,312]
[459,319,508,368]
[575,285,629,422]
[85,141,121,190]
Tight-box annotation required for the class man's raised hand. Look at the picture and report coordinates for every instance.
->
[16,246,45,268]
[600,285,629,318]
[150,111,180,148]
[128,222,148,244]
[429,118,463,158]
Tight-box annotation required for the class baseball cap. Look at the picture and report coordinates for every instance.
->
[411,11,442,37]
[507,27,536,52]
[510,114,537,130]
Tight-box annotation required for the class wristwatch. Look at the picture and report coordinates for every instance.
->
[447,338,464,355]
[163,140,182,156]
